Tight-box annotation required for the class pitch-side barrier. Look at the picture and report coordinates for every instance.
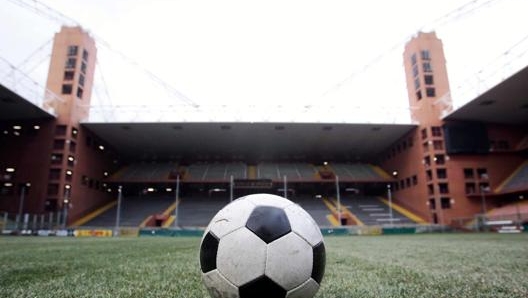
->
[6,224,521,237]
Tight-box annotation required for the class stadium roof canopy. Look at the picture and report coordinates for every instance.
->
[444,65,528,125]
[0,84,53,120]
[2,63,527,162]
[82,122,416,161]
[77,60,528,161]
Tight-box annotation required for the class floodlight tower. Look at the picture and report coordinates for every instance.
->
[381,32,455,225]
[40,26,114,225]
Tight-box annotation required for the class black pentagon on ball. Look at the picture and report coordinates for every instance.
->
[200,232,219,273]
[239,275,287,298]
[312,241,326,284]
[245,206,291,244]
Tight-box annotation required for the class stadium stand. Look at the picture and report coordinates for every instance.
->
[338,196,415,226]
[257,163,317,180]
[174,195,331,228]
[109,163,177,182]
[186,162,247,181]
[497,161,528,193]
[187,163,209,180]
[516,135,528,151]
[257,163,280,180]
[290,196,331,226]
[81,196,173,227]
[329,163,391,181]
[176,196,229,227]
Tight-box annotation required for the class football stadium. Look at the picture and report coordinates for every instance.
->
[1,0,527,297]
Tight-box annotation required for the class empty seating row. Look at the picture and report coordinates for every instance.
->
[176,196,230,227]
[108,162,392,182]
[111,163,177,181]
[187,162,247,180]
[257,163,317,179]
[501,162,528,192]
[82,196,173,227]
[176,195,331,227]
[330,163,388,181]
[81,194,417,228]
[338,196,415,225]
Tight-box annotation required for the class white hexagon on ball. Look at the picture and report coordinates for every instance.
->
[217,227,267,287]
[284,203,324,247]
[265,232,313,290]
[206,198,256,239]
[244,193,294,209]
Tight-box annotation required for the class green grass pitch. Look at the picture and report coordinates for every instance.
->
[1,233,527,297]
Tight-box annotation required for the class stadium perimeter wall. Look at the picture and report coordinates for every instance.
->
[5,222,528,238]
[0,225,447,237]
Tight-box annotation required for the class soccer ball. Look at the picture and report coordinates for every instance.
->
[199,194,325,298]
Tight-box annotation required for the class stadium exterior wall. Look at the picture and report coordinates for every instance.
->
[0,119,55,214]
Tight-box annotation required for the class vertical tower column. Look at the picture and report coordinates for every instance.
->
[398,32,453,224]
[43,26,97,224]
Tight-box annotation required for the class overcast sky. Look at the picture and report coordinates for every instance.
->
[0,0,527,123]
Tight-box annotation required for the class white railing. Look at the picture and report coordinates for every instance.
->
[86,104,414,125]
[448,34,528,112]
[2,52,414,125]
[0,56,61,116]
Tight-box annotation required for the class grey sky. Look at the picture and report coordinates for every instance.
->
[1,0,527,123]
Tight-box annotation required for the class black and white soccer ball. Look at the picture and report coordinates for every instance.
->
[199,194,326,298]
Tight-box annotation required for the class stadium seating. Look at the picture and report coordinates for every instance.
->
[186,162,247,181]
[175,194,332,227]
[186,163,209,180]
[330,163,391,181]
[257,163,280,179]
[109,163,177,182]
[499,162,528,193]
[289,196,332,226]
[338,196,415,225]
[516,135,528,151]
[108,162,393,182]
[176,196,230,227]
[256,163,317,180]
[78,194,419,228]
[81,196,173,227]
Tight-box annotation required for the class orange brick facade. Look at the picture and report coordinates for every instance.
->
[382,32,526,224]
